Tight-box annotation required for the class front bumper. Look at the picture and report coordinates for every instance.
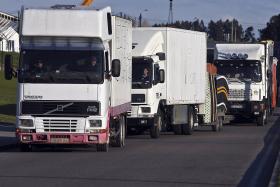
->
[16,132,108,145]
[127,117,155,128]
[227,101,265,116]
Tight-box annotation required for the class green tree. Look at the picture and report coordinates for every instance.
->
[243,26,256,42]
[259,14,280,41]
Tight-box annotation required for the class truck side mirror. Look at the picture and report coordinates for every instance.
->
[159,69,165,83]
[112,59,121,77]
[156,53,166,61]
[267,69,272,78]
[4,55,13,80]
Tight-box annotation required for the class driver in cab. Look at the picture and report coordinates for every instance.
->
[31,60,46,77]
[85,56,100,73]
[141,68,150,83]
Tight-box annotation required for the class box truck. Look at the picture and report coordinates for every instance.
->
[214,41,275,126]
[4,6,132,152]
[127,28,228,138]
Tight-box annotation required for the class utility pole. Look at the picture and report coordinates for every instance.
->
[139,13,142,27]
[138,9,148,27]
[234,26,237,43]
[231,20,234,43]
[168,0,173,25]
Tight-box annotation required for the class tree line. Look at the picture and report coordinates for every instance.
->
[154,19,256,43]
[117,12,280,43]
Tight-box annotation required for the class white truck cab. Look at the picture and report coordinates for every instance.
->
[127,28,209,138]
[214,42,274,126]
[128,30,166,137]
[4,6,132,152]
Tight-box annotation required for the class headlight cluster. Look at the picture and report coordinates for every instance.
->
[253,90,259,95]
[89,120,102,128]
[19,119,34,127]
[141,107,151,113]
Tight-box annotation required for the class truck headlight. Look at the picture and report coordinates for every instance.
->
[253,90,259,95]
[19,119,34,127]
[141,107,151,113]
[89,120,102,128]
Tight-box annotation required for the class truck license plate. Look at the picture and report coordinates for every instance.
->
[50,135,70,144]
[231,105,243,109]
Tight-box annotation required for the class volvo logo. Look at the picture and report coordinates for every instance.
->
[44,102,74,115]
[57,105,64,112]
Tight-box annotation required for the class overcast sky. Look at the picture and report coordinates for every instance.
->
[0,0,279,33]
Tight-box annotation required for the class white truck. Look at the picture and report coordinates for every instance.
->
[4,6,132,152]
[127,28,227,138]
[214,41,274,126]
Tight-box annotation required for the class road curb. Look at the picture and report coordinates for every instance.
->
[238,115,280,187]
[269,148,280,187]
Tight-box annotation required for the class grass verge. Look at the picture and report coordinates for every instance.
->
[0,71,16,124]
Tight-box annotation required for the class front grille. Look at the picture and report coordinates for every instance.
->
[132,94,145,103]
[228,89,252,100]
[43,119,77,132]
[21,101,100,116]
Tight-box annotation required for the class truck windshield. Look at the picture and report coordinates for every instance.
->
[215,60,262,82]
[132,57,153,89]
[18,50,104,84]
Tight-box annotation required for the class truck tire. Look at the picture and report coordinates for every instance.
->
[96,143,109,152]
[150,114,161,139]
[19,144,32,152]
[257,110,267,126]
[111,116,125,147]
[219,117,224,131]
[173,125,182,135]
[182,108,194,135]
[212,117,223,132]
[265,110,268,124]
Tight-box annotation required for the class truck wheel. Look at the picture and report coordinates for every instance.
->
[257,110,267,126]
[111,116,125,147]
[173,125,182,135]
[219,117,224,131]
[212,117,222,132]
[150,114,161,139]
[19,144,32,152]
[96,143,109,152]
[264,109,268,124]
[182,108,194,135]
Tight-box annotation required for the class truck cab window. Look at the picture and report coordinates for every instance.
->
[19,50,104,84]
[105,51,109,73]
[154,64,160,84]
[215,60,262,82]
[132,57,153,89]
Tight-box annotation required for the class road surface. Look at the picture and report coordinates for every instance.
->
[0,115,280,187]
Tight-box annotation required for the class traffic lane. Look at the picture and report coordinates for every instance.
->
[0,123,15,133]
[0,124,16,149]
[0,118,277,187]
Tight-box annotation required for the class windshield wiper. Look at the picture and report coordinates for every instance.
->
[132,82,144,88]
[133,81,152,89]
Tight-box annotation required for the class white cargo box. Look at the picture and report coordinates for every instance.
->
[133,28,207,105]
[111,16,132,114]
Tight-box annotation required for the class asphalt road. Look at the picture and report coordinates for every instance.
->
[0,115,280,187]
